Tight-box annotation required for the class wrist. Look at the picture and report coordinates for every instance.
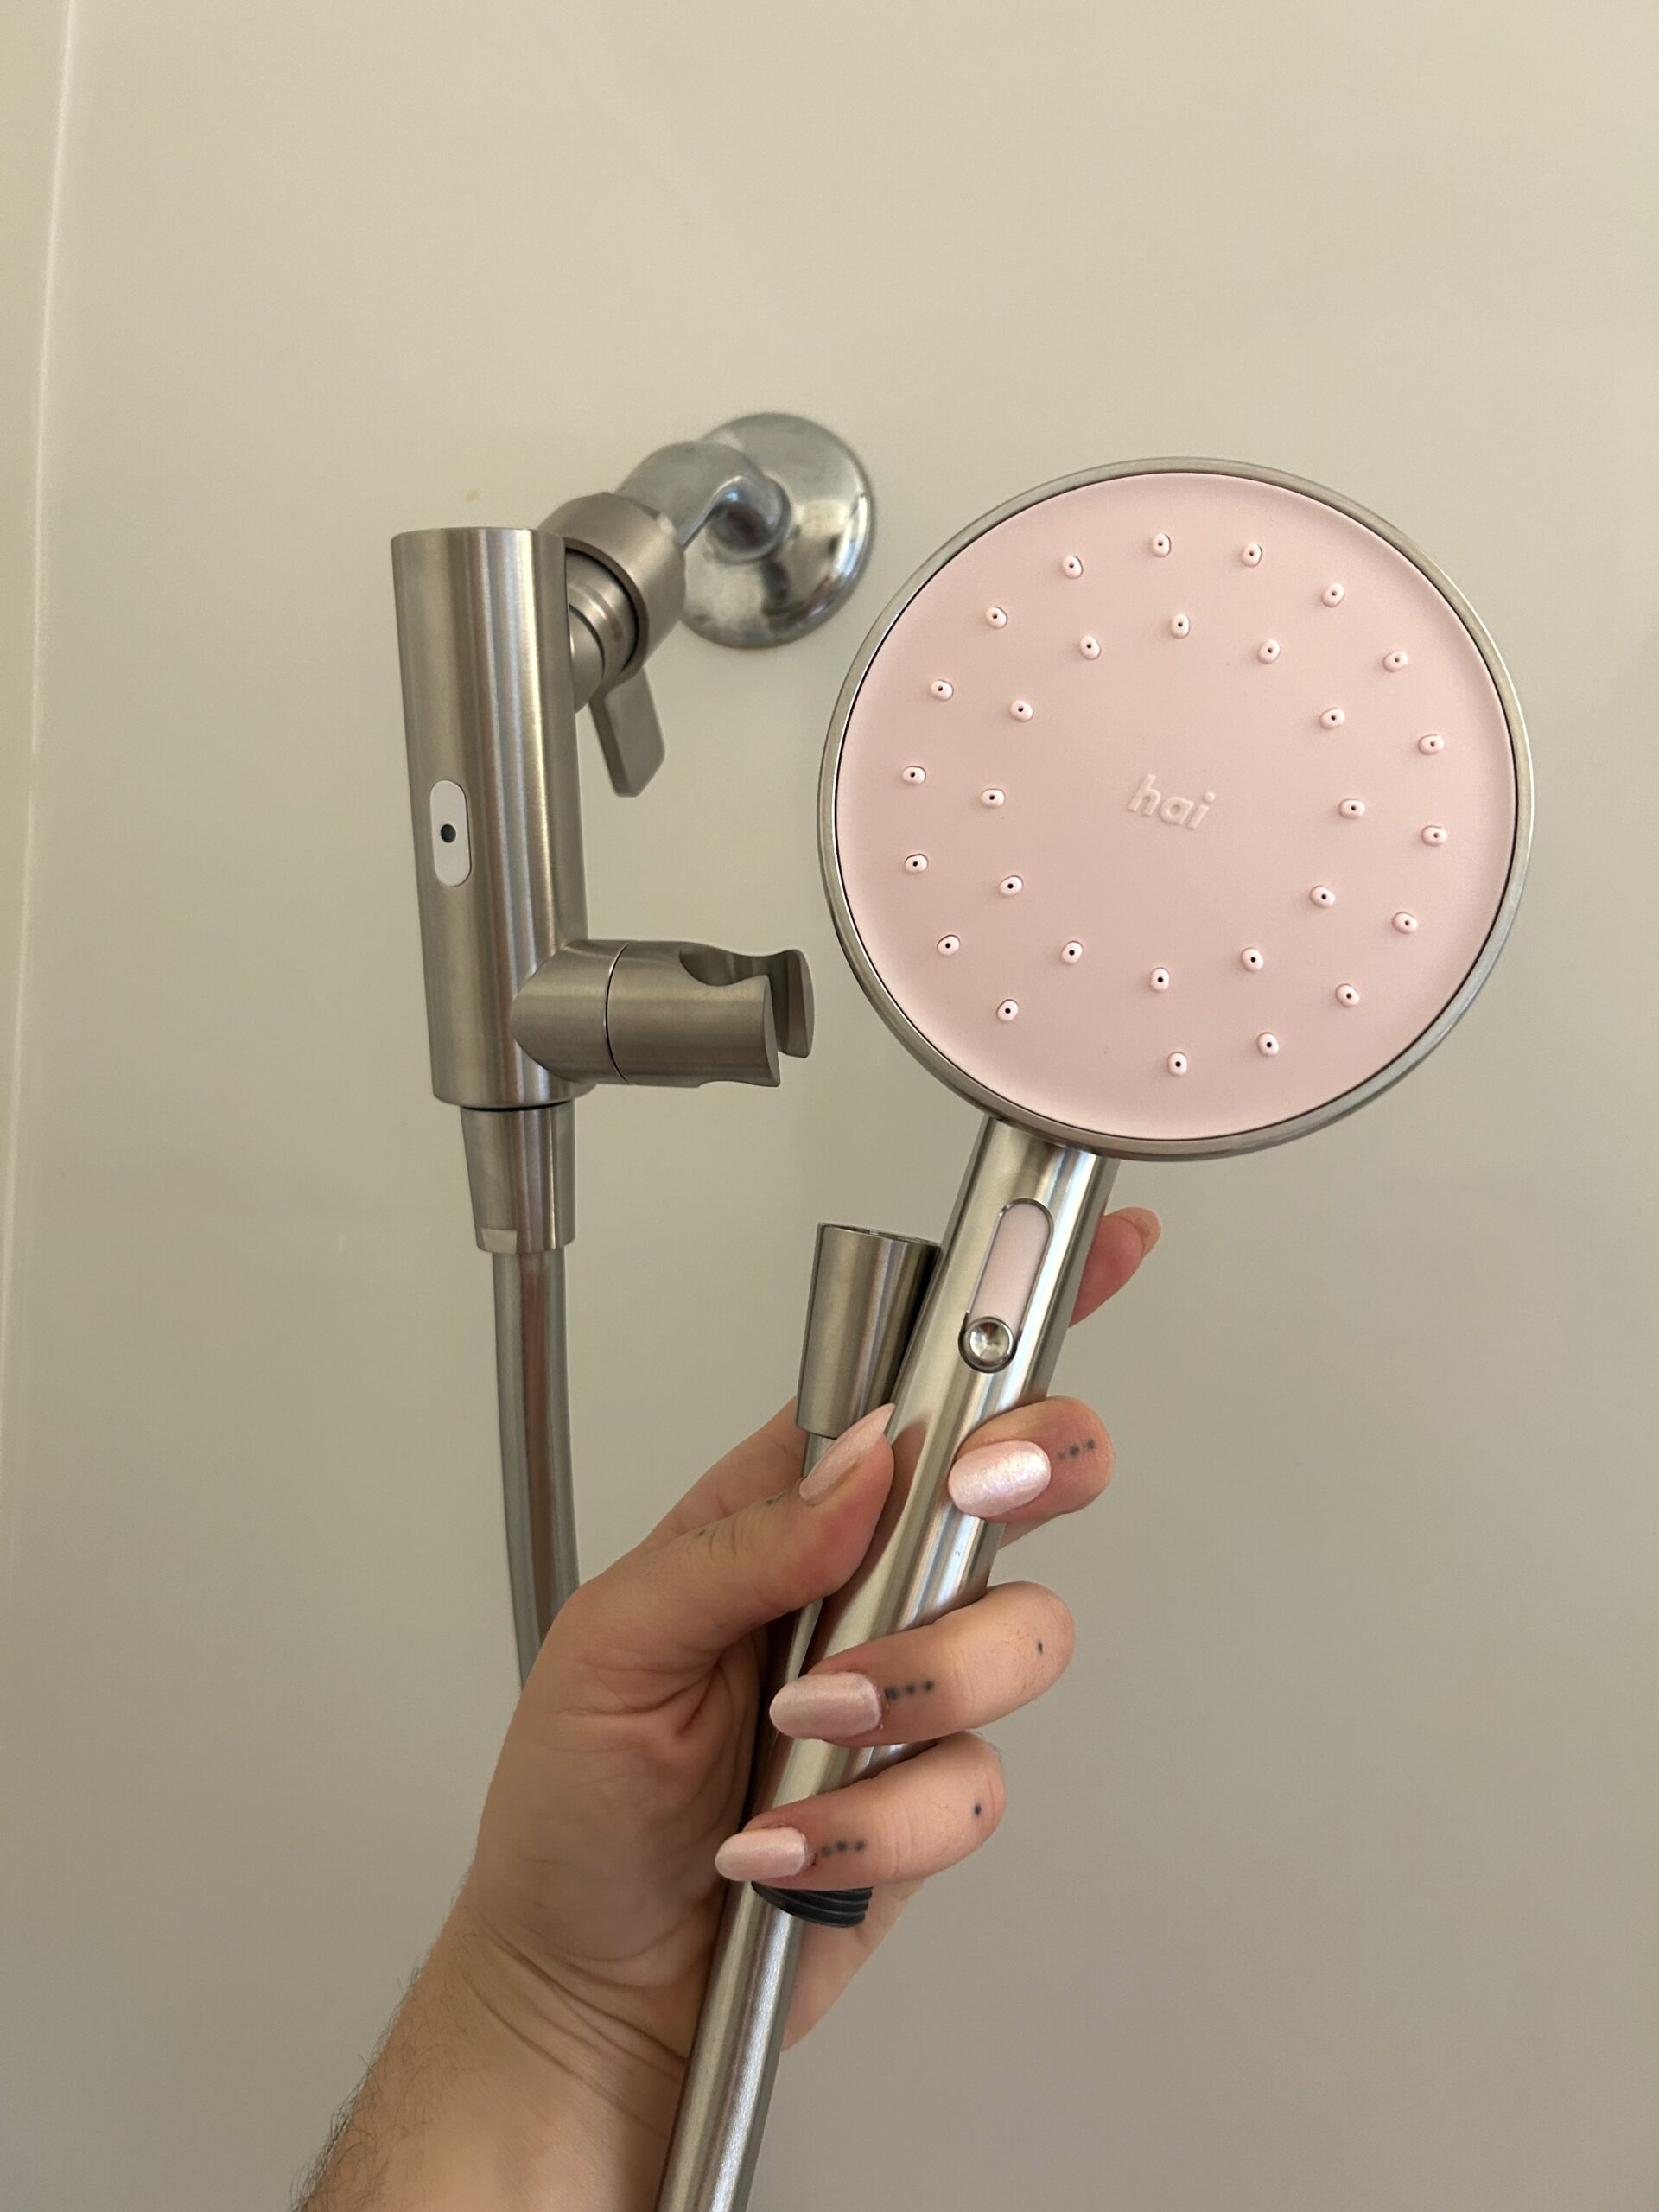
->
[445,1887,688,2158]
[303,1891,684,2212]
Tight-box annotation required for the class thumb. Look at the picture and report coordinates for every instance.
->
[556,1407,893,1696]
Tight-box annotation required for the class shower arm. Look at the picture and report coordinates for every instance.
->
[392,415,874,1681]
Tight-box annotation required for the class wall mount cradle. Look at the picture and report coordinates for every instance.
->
[392,413,874,1681]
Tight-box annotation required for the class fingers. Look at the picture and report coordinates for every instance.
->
[714,1732,1006,1890]
[645,1399,805,1548]
[940,1394,1114,1546]
[643,1206,1156,1553]
[905,1205,1154,1548]
[576,1204,1156,1705]
[550,1406,892,1700]
[1071,1204,1160,1325]
[767,1580,1072,1748]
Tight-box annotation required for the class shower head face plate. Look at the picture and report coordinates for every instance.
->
[823,462,1529,1156]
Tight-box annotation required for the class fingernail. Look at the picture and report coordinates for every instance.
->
[1120,1205,1162,1255]
[770,1670,884,1740]
[714,1826,811,1882]
[799,1403,892,1503]
[948,1439,1051,1516]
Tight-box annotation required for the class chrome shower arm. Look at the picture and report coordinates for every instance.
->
[616,442,790,555]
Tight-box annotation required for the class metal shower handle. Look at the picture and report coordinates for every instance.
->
[657,1122,1116,2212]
[765,1125,1115,1789]
[658,1224,939,2212]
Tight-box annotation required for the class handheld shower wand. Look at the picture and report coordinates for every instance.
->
[391,415,874,1681]
[658,457,1532,2209]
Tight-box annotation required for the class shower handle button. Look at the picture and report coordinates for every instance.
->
[957,1197,1053,1374]
[960,1315,1016,1372]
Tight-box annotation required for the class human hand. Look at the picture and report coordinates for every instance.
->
[301,1203,1159,2210]
[464,1209,1158,2089]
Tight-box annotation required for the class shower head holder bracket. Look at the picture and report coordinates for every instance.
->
[391,412,874,1678]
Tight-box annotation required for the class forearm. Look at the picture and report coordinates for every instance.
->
[299,1893,683,2212]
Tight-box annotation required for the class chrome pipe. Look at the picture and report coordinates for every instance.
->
[492,1247,579,1683]
[658,1728,807,2212]
[391,527,588,1115]
[618,441,791,556]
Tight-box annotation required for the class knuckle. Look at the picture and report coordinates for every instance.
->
[868,1645,954,1728]
[540,1572,624,1688]
[995,1398,1113,1491]
[1059,1407,1113,1483]
[706,1498,790,1610]
[880,1786,931,1873]
[937,1643,979,1717]
[696,1510,742,1570]
[543,1573,601,1649]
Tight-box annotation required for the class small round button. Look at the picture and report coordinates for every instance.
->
[960,1316,1016,1372]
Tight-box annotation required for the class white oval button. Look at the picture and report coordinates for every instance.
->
[429,779,471,886]
[960,1198,1053,1370]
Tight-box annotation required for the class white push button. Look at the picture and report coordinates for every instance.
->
[960,1199,1052,1371]
[429,779,471,886]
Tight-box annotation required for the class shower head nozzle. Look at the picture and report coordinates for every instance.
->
[821,460,1530,1158]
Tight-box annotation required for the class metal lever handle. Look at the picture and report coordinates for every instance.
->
[589,668,665,797]
[512,940,813,1090]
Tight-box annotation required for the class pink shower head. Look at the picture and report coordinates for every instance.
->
[664,467,1529,2211]
[822,461,1530,1155]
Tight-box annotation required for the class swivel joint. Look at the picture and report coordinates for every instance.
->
[512,941,813,1090]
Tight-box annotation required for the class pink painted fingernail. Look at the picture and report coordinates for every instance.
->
[799,1404,892,1503]
[947,1440,1051,1516]
[770,1671,883,1740]
[714,1826,811,1882]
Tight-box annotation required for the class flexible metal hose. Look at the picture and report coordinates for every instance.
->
[492,1249,580,1683]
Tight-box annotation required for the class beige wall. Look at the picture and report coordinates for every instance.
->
[0,0,69,1295]
[2,4,1656,2208]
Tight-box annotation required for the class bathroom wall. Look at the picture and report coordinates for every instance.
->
[0,0,69,1285]
[2,4,1656,2208]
